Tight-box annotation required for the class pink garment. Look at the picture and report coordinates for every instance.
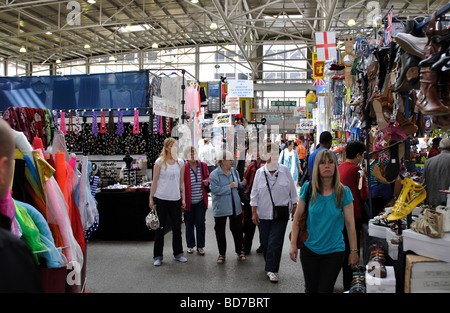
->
[0,191,19,236]
[60,112,66,135]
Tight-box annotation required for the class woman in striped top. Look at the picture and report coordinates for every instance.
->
[181,146,210,255]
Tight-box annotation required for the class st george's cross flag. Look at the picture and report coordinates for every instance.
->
[315,31,337,61]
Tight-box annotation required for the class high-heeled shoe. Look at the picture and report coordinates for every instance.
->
[387,178,426,221]
[411,209,444,238]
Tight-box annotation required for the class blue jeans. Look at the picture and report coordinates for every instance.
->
[184,200,207,249]
[258,219,288,273]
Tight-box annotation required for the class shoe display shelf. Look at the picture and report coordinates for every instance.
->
[404,254,450,293]
[403,229,450,263]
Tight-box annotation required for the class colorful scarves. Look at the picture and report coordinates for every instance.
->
[116,110,124,135]
[92,111,98,136]
[133,109,139,134]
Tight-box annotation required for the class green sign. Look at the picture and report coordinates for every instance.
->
[271,100,296,106]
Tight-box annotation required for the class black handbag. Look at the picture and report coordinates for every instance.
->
[199,162,211,193]
[264,170,289,221]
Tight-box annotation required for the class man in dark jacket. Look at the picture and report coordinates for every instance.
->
[0,118,43,292]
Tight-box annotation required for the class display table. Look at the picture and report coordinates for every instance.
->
[91,190,154,241]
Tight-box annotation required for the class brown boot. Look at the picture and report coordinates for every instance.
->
[396,111,418,135]
[416,13,449,115]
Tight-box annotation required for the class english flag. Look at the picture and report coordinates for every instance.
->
[315,31,337,61]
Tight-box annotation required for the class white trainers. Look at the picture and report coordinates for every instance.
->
[153,259,162,266]
[175,255,188,263]
[267,272,279,283]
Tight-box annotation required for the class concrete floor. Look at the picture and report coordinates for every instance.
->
[84,196,346,294]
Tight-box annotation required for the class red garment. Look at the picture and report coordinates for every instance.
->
[183,162,210,212]
[338,162,369,219]
[243,160,266,195]
[428,147,440,158]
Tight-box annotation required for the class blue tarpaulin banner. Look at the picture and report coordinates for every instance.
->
[0,71,148,113]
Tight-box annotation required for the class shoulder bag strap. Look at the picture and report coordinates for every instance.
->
[263,169,275,208]
[304,182,312,215]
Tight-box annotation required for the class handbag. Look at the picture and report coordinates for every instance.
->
[264,169,289,221]
[199,162,211,193]
[145,205,160,230]
[289,182,312,249]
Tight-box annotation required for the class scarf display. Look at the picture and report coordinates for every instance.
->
[60,112,66,135]
[91,111,98,136]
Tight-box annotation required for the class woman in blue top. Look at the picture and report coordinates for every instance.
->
[289,149,359,293]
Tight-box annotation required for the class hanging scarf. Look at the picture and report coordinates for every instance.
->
[52,110,59,131]
[60,112,66,135]
[92,111,98,136]
[108,110,115,133]
[74,112,81,134]
[67,112,73,134]
[133,109,139,134]
[116,110,124,135]
[99,110,106,134]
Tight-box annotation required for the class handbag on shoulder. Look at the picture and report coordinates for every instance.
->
[263,169,289,221]
[289,182,312,249]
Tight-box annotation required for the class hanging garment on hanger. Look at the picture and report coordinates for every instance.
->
[33,149,83,265]
[16,199,66,268]
[133,109,140,134]
[91,111,98,136]
[116,110,124,135]
[14,200,48,265]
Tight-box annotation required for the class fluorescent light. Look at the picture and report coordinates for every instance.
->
[191,0,199,3]
[152,42,158,49]
[84,44,91,49]
[19,46,26,53]
[347,18,356,27]
[210,22,218,30]
[118,24,153,33]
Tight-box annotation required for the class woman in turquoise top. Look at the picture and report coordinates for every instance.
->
[289,149,359,293]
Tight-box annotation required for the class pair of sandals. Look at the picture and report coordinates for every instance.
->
[187,247,205,255]
[217,252,246,264]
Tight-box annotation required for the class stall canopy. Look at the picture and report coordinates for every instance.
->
[0,71,148,113]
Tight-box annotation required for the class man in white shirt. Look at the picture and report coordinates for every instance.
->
[199,138,216,173]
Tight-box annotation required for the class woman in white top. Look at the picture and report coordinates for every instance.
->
[149,137,187,266]
[250,142,299,282]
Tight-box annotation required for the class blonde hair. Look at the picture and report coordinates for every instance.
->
[159,137,181,170]
[311,149,345,208]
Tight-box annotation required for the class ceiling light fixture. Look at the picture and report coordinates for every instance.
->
[56,59,61,64]
[152,42,158,49]
[19,46,26,53]
[347,18,356,27]
[87,0,96,4]
[210,22,218,30]
[190,0,199,3]
[84,44,91,49]
[45,31,52,35]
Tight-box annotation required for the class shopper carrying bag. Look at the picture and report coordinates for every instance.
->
[289,149,358,293]
[149,137,187,266]
[250,142,298,283]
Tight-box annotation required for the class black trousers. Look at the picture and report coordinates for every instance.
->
[153,197,183,260]
[300,245,345,293]
[214,214,243,256]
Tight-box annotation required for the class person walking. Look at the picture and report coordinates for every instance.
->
[181,146,210,255]
[241,147,266,254]
[279,140,303,182]
[308,131,338,174]
[251,142,299,283]
[289,149,359,293]
[149,137,187,266]
[209,150,247,264]
[338,140,369,291]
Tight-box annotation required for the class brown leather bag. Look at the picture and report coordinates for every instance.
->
[289,182,312,249]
